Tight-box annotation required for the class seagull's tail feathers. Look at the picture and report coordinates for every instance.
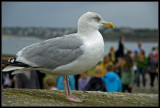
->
[2,66,24,72]
[2,57,31,74]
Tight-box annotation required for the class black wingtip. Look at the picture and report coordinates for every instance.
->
[8,57,16,64]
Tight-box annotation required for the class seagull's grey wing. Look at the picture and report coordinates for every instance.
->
[17,34,84,69]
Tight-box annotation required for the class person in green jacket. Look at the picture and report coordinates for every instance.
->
[116,56,135,93]
[135,49,148,88]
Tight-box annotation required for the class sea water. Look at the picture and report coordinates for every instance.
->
[2,37,158,57]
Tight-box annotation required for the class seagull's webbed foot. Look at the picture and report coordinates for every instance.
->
[67,94,84,102]
[66,94,84,102]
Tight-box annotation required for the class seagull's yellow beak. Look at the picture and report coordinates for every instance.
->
[102,22,114,28]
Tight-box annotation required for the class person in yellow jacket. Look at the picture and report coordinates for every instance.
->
[108,46,116,64]
[100,55,113,77]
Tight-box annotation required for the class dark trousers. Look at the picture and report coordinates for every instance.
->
[149,72,156,87]
[134,70,137,83]
[74,74,80,90]
[122,84,132,93]
[136,68,146,87]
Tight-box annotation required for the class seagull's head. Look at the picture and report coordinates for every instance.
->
[78,12,114,33]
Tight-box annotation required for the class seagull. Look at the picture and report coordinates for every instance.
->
[2,12,114,102]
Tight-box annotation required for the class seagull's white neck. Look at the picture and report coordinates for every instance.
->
[77,25,99,36]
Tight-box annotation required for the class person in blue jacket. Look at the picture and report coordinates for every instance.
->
[102,64,122,92]
[56,75,75,90]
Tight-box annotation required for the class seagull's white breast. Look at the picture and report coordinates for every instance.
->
[51,31,104,75]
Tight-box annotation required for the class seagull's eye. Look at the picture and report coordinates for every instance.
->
[94,16,101,22]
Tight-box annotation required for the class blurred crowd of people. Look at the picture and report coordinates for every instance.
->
[2,36,159,93]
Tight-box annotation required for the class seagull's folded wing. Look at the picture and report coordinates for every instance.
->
[16,34,84,70]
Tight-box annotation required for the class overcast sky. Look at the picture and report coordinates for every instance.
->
[2,2,158,29]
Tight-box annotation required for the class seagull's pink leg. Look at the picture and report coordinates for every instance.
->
[63,75,75,102]
[62,75,68,99]
[65,75,84,102]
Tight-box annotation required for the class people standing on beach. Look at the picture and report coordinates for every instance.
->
[117,57,135,93]
[99,55,113,77]
[135,49,148,88]
[85,66,106,92]
[44,76,58,90]
[102,64,122,92]
[108,46,116,64]
[15,71,41,89]
[115,35,125,63]
[78,71,90,91]
[147,53,157,89]
[134,42,144,55]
